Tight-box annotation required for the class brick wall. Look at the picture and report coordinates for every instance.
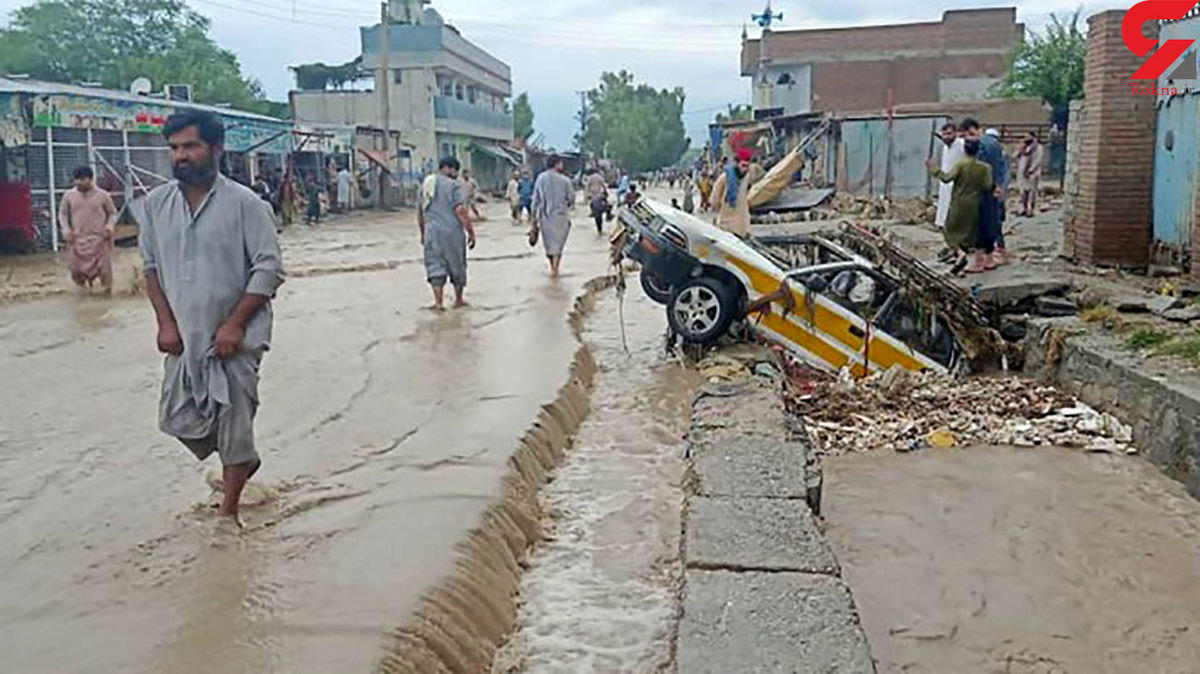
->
[1065,10,1157,268]
[811,54,1006,113]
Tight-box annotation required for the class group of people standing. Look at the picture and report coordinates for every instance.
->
[929,117,1044,274]
[420,156,577,311]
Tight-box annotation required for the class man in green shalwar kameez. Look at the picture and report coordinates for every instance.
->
[927,138,993,274]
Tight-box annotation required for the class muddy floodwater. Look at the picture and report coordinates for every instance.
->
[0,199,614,673]
[495,290,701,672]
[825,446,1200,673]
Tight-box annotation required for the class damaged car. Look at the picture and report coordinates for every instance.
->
[613,199,982,376]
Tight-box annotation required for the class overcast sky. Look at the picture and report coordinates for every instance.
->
[1,0,1128,148]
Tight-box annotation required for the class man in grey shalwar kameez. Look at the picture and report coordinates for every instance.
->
[418,157,476,310]
[531,156,575,277]
[137,110,285,525]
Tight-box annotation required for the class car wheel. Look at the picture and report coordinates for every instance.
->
[640,268,674,305]
[667,276,738,345]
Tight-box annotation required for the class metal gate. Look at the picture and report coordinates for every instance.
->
[1152,92,1199,260]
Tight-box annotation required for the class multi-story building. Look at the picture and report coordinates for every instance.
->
[291,3,516,190]
[741,8,1024,116]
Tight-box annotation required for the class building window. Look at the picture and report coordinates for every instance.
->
[393,69,403,85]
[455,83,464,101]
[441,142,454,159]
[467,86,476,105]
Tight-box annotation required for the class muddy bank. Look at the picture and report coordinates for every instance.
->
[825,446,1200,673]
[493,289,701,672]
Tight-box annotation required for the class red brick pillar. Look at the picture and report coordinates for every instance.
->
[1065,10,1157,268]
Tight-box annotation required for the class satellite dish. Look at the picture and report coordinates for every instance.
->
[130,77,153,95]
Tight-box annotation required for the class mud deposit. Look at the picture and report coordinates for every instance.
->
[0,200,616,673]
[825,446,1200,673]
[494,289,701,672]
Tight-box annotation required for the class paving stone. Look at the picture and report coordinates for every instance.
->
[679,570,876,674]
[693,436,807,500]
[687,497,838,574]
[1150,295,1184,316]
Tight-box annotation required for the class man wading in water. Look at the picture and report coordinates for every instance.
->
[419,157,476,310]
[136,110,285,526]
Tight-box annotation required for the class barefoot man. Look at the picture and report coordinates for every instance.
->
[136,110,285,525]
[531,155,575,277]
[59,165,118,293]
[418,157,476,310]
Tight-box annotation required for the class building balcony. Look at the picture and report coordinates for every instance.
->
[433,95,513,140]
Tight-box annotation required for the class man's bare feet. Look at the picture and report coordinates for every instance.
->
[425,304,446,312]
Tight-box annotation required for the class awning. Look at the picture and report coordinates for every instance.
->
[358,148,392,173]
[470,142,520,166]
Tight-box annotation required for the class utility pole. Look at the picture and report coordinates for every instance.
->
[379,0,392,209]
[576,90,588,168]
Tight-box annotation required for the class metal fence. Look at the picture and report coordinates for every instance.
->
[25,126,171,250]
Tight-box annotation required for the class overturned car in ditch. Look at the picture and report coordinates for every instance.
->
[613,199,1003,376]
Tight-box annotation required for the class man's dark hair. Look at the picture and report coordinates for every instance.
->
[73,165,94,180]
[940,122,957,132]
[439,156,460,171]
[162,110,225,146]
[549,156,565,169]
[959,117,981,132]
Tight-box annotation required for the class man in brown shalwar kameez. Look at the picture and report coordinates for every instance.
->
[59,166,118,292]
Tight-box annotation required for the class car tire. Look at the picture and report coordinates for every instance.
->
[667,276,738,345]
[640,269,674,305]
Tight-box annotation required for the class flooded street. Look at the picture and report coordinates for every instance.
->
[495,289,701,672]
[825,446,1200,673]
[0,197,614,673]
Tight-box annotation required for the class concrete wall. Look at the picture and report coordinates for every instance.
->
[938,77,1000,101]
[753,64,813,116]
[1026,320,1200,498]
[1063,10,1157,268]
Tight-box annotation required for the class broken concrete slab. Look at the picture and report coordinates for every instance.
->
[1114,295,1152,313]
[1034,295,1078,317]
[679,570,875,674]
[966,269,1070,308]
[687,497,839,575]
[692,436,808,500]
[1164,305,1200,323]
[1150,295,1184,316]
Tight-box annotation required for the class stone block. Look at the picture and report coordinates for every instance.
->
[687,497,839,575]
[693,437,808,500]
[679,570,875,674]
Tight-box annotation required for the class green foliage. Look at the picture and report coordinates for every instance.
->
[580,71,689,174]
[291,57,365,91]
[0,0,281,115]
[714,104,752,125]
[1159,337,1200,365]
[1126,328,1171,350]
[512,92,535,141]
[993,10,1086,110]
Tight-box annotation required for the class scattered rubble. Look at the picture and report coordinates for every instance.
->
[1164,305,1200,323]
[782,363,1137,456]
[828,193,936,225]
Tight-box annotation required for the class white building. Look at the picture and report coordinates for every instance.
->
[291,3,517,190]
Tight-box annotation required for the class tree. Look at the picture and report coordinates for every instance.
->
[714,104,753,125]
[580,71,688,174]
[993,10,1086,111]
[291,57,366,91]
[512,92,535,141]
[0,0,280,115]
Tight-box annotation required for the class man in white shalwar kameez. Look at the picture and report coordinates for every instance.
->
[531,156,575,278]
[936,122,965,229]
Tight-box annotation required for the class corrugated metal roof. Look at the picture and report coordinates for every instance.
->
[0,76,285,123]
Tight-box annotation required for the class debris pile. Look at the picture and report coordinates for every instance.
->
[783,364,1137,456]
[829,194,936,224]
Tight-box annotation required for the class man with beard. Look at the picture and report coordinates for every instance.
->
[710,149,752,238]
[135,110,285,526]
[935,122,965,229]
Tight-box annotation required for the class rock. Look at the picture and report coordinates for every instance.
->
[999,316,1028,342]
[1114,296,1152,313]
[1034,296,1078,317]
[753,362,782,380]
[1149,295,1185,316]
[1163,305,1200,323]
[1150,265,1184,278]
